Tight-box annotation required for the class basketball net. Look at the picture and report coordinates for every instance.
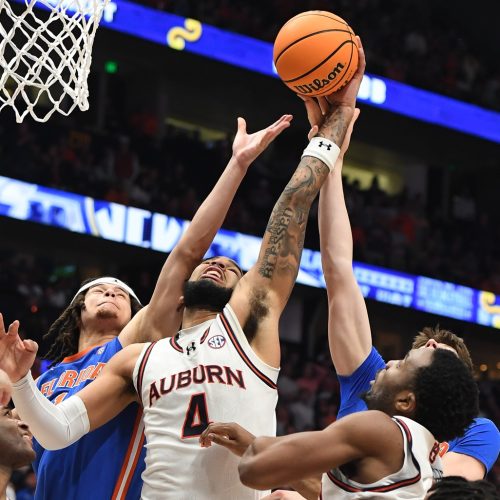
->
[0,0,109,122]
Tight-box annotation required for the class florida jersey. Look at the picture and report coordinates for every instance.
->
[35,337,145,500]
[133,304,279,499]
[322,416,442,499]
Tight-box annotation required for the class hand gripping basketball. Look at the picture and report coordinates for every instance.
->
[325,36,366,109]
[0,313,38,383]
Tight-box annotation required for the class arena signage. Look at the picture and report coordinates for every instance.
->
[1,175,498,330]
[11,0,500,142]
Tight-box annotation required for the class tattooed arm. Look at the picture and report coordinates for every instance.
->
[229,38,366,367]
[228,115,356,367]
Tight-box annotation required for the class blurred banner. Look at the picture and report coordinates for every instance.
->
[11,0,500,142]
[1,175,498,329]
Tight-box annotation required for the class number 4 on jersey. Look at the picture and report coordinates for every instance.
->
[182,393,210,438]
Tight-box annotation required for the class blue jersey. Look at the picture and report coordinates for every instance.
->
[34,338,145,500]
[337,347,500,474]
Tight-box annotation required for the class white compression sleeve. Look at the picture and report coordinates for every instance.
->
[12,372,90,450]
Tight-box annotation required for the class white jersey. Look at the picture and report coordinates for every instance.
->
[133,304,279,500]
[321,416,443,499]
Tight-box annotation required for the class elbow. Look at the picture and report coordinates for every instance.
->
[36,434,70,451]
[238,460,270,491]
[171,246,202,265]
[322,258,354,283]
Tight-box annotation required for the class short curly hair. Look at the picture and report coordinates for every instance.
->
[413,349,478,442]
[411,326,473,373]
[427,476,498,499]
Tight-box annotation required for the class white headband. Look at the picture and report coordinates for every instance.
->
[70,277,142,305]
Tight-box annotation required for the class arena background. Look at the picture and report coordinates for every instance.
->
[1,0,499,496]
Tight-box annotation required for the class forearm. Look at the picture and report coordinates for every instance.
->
[289,476,322,500]
[12,372,89,450]
[318,164,353,276]
[145,156,248,336]
[239,433,326,491]
[319,165,372,374]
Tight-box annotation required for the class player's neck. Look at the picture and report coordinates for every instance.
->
[0,466,11,500]
[181,308,218,330]
[78,329,119,352]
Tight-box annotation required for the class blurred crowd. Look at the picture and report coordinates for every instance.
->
[138,0,500,110]
[2,251,500,496]
[1,117,499,294]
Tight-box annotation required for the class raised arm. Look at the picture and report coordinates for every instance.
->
[317,107,372,375]
[238,411,401,491]
[229,41,366,367]
[0,315,139,449]
[119,115,292,346]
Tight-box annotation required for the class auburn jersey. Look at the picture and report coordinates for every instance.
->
[321,416,442,499]
[133,304,279,499]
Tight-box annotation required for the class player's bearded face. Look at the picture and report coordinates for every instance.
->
[183,279,234,312]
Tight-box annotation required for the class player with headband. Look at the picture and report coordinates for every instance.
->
[0,113,292,500]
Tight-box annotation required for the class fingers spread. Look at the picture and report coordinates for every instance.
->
[0,389,11,406]
[23,340,39,353]
[8,320,20,337]
[317,96,330,115]
[355,36,366,73]
[237,117,247,134]
[208,433,230,446]
[308,125,319,141]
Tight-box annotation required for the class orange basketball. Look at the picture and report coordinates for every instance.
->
[273,11,359,97]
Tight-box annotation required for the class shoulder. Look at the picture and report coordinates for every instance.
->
[338,347,385,382]
[448,418,500,473]
[469,417,499,435]
[332,410,397,436]
[452,417,500,443]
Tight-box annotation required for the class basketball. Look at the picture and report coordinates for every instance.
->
[273,11,359,97]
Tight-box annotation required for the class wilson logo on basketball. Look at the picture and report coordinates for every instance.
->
[294,62,345,94]
[207,335,226,349]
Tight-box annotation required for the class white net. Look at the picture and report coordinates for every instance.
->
[0,0,109,122]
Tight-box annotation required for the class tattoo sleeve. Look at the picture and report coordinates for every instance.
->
[257,106,352,291]
[258,158,328,282]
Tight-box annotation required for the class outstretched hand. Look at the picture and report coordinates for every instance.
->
[232,114,293,168]
[199,421,255,457]
[0,313,38,383]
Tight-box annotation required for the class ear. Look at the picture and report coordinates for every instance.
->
[176,296,185,313]
[394,390,416,415]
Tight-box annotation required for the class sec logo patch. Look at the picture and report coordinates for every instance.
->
[208,335,226,349]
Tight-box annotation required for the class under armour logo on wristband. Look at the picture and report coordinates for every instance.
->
[318,141,332,150]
